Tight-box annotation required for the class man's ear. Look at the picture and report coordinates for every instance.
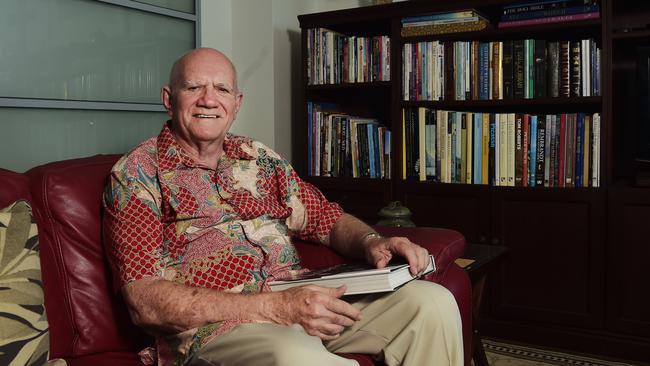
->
[161,86,173,117]
[234,92,244,116]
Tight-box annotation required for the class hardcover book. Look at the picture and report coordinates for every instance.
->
[269,255,436,296]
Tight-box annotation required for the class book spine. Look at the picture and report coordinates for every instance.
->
[473,113,483,184]
[565,114,576,187]
[535,115,546,186]
[549,115,558,186]
[418,108,427,181]
[583,114,590,186]
[515,114,524,186]
[547,41,560,97]
[575,113,585,187]
[445,42,455,101]
[502,4,600,22]
[507,113,516,186]
[466,112,473,183]
[488,114,496,185]
[513,40,526,99]
[498,11,600,28]
[425,109,437,179]
[544,115,552,186]
[460,113,468,184]
[529,115,538,187]
[503,0,592,14]
[402,10,478,24]
[560,41,571,97]
[592,113,600,187]
[534,39,547,98]
[483,113,491,185]
[502,40,514,99]
[558,114,566,187]
[526,39,535,99]
[570,40,582,97]
[479,42,490,100]
[522,114,530,187]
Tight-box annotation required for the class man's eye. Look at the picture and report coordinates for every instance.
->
[188,86,200,91]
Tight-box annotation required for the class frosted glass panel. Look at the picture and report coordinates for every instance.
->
[0,108,168,172]
[136,0,195,14]
[0,0,194,104]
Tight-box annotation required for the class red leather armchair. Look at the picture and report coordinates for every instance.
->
[0,155,471,366]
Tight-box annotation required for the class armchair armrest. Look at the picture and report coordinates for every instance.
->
[293,226,466,277]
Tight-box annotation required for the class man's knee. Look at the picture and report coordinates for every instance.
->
[396,280,457,313]
[260,325,357,366]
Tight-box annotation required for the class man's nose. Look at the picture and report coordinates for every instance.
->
[197,86,220,107]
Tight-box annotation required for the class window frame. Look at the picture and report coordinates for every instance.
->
[0,0,200,112]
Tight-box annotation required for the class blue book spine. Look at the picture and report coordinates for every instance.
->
[479,42,490,100]
[529,115,538,187]
[575,113,585,187]
[473,113,482,184]
[402,10,477,24]
[367,124,376,178]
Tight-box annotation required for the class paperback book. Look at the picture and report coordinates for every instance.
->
[269,255,436,295]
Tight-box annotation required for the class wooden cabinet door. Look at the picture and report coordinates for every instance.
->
[397,182,491,244]
[489,188,606,329]
[607,187,650,338]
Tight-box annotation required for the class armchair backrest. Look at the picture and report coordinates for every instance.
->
[26,155,151,360]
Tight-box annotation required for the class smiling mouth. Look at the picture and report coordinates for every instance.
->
[194,114,219,119]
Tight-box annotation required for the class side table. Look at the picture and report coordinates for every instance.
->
[457,243,507,366]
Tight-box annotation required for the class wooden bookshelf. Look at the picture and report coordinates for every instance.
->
[298,1,650,363]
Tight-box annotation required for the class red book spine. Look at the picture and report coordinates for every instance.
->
[558,113,567,187]
[498,11,600,28]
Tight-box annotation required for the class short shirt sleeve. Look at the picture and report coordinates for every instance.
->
[102,157,164,287]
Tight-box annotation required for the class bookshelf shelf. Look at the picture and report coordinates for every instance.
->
[400,96,601,109]
[305,81,391,91]
[297,1,650,362]
[397,19,602,43]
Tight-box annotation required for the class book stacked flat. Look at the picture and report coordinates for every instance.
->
[498,0,600,29]
[401,10,489,37]
[269,255,436,296]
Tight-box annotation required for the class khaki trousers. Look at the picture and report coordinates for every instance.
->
[191,280,463,366]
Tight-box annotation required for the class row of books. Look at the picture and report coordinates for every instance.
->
[403,38,600,101]
[401,9,489,37]
[499,0,600,29]
[308,102,392,179]
[402,108,601,188]
[306,28,391,85]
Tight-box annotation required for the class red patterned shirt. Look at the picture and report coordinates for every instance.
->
[103,123,343,366]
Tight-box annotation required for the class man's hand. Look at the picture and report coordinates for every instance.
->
[364,235,430,276]
[269,285,362,340]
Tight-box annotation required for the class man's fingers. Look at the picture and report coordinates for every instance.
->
[327,295,362,321]
[389,237,427,275]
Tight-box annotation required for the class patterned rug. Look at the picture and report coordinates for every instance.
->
[481,339,643,366]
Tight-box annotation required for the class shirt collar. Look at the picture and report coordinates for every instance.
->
[156,122,255,172]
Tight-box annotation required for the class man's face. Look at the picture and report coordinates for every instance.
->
[162,50,243,146]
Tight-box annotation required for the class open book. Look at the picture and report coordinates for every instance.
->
[268,255,436,295]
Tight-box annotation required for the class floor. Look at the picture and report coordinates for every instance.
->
[478,338,644,366]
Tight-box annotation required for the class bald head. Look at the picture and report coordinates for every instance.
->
[168,48,238,92]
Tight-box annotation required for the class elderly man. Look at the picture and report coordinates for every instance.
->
[103,48,463,366]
